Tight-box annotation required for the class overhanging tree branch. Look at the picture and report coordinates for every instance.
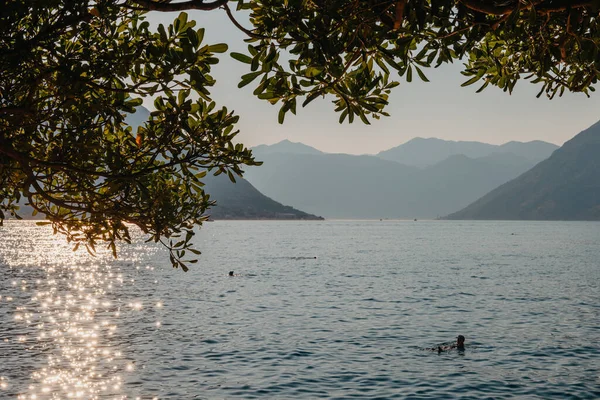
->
[394,0,407,29]
[129,0,228,11]
[459,0,594,16]
[222,3,268,39]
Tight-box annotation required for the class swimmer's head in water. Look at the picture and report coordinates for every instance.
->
[457,335,465,345]
[228,271,234,276]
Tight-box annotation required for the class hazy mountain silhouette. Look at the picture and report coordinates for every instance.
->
[446,121,600,220]
[203,173,323,220]
[243,145,546,218]
[497,140,559,161]
[252,140,324,156]
[244,153,420,218]
[376,137,558,167]
[414,153,537,216]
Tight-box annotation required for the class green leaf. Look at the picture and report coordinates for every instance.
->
[251,55,260,71]
[178,89,189,104]
[358,110,370,125]
[157,24,167,42]
[305,67,324,78]
[339,109,348,123]
[257,91,276,100]
[186,27,199,47]
[415,66,429,82]
[238,72,262,88]
[175,12,188,32]
[125,97,143,107]
[227,170,237,183]
[278,106,286,124]
[196,28,205,45]
[476,80,490,93]
[461,74,482,87]
[207,43,228,53]
[230,52,252,64]
[302,91,321,107]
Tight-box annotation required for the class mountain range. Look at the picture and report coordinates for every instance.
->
[376,137,558,168]
[446,121,600,220]
[244,138,559,219]
[252,139,324,156]
[16,105,593,222]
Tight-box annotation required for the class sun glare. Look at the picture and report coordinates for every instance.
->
[2,221,163,399]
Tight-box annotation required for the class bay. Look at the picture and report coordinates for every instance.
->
[1,220,599,399]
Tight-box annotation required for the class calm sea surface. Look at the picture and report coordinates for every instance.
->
[1,220,599,399]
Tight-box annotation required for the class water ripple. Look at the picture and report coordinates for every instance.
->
[1,220,600,398]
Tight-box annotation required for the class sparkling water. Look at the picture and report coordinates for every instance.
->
[1,220,599,399]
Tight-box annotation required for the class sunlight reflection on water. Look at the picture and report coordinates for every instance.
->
[0,222,160,399]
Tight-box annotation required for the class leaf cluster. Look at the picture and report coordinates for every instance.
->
[0,1,259,270]
[228,0,600,124]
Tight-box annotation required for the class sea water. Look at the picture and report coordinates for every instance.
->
[1,220,599,399]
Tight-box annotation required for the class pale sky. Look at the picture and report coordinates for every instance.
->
[145,9,600,155]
